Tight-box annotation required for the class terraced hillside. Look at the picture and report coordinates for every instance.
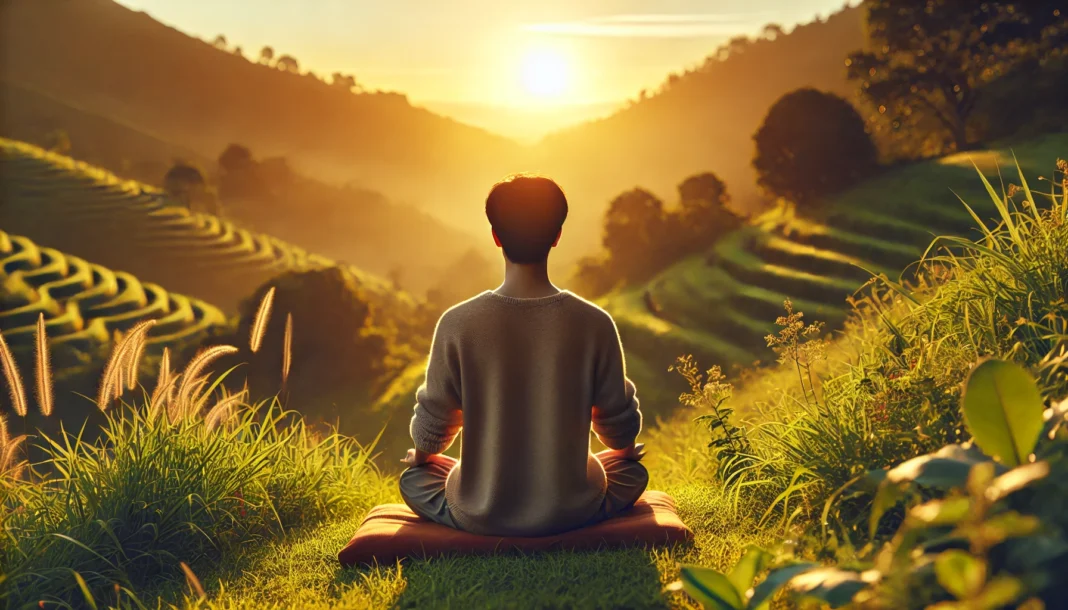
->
[0,138,413,315]
[604,133,1068,410]
[0,228,226,372]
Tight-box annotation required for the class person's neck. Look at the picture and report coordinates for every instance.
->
[493,259,561,299]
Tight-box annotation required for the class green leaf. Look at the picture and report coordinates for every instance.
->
[727,546,772,598]
[907,497,972,528]
[678,564,745,610]
[870,480,905,538]
[886,444,1001,489]
[961,359,1045,466]
[935,550,986,600]
[986,461,1050,502]
[72,570,99,610]
[780,567,876,608]
[749,563,818,609]
[976,511,1042,547]
[974,575,1023,608]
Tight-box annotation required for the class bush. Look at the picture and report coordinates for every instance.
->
[753,88,879,206]
[0,321,389,608]
[222,267,401,422]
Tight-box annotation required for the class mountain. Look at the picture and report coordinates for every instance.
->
[0,0,521,236]
[0,0,869,269]
[530,5,867,227]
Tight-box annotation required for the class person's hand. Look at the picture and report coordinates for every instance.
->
[401,448,431,467]
[608,442,645,461]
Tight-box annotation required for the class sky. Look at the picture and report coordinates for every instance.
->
[115,0,853,139]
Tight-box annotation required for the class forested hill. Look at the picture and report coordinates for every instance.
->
[532,4,866,217]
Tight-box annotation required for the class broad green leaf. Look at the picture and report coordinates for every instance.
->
[961,359,1044,466]
[974,575,1023,608]
[781,567,877,608]
[749,562,818,610]
[907,497,971,528]
[678,564,744,610]
[885,444,1001,489]
[727,546,772,598]
[935,550,985,600]
[986,461,1050,502]
[975,511,1041,547]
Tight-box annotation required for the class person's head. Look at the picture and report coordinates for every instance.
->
[485,174,568,264]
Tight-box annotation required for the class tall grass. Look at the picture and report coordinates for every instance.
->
[706,158,1068,531]
[0,293,392,608]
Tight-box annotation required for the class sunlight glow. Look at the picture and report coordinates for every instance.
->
[520,48,571,99]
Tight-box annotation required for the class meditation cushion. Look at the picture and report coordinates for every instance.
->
[338,490,692,567]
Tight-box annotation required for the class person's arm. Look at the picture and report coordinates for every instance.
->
[591,313,643,452]
[407,314,463,464]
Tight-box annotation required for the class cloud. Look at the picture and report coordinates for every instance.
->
[522,12,775,38]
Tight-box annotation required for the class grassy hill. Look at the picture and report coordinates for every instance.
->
[0,138,415,316]
[0,228,226,367]
[604,132,1068,412]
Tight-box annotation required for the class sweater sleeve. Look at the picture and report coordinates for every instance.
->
[409,314,463,455]
[591,313,643,450]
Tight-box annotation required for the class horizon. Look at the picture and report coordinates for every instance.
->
[114,0,854,141]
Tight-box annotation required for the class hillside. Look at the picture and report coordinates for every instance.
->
[0,228,226,366]
[606,132,1068,411]
[531,4,866,231]
[0,138,415,317]
[0,0,521,236]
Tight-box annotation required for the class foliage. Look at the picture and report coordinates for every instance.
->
[847,0,1066,151]
[574,172,742,297]
[0,298,390,609]
[753,88,879,207]
[163,162,220,215]
[671,355,751,482]
[219,267,405,422]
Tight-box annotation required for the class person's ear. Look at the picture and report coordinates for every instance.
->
[551,229,561,248]
[492,229,501,248]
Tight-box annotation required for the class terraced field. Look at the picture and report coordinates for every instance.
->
[604,133,1068,411]
[0,228,226,372]
[0,138,413,314]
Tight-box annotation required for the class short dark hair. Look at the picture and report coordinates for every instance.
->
[485,174,568,264]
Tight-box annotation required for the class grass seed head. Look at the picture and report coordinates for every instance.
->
[0,328,28,417]
[35,313,54,417]
[250,286,276,353]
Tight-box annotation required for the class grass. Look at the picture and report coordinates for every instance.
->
[607,132,1068,417]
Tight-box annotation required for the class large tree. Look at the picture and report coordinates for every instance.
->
[675,172,740,249]
[847,1,1066,151]
[753,88,878,206]
[602,188,668,282]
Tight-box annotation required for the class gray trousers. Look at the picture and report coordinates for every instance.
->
[398,450,649,532]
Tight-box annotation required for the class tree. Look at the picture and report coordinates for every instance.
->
[753,88,878,206]
[602,188,668,281]
[676,172,740,246]
[232,46,244,59]
[762,24,784,41]
[218,144,253,174]
[259,46,274,65]
[212,35,227,50]
[162,163,217,215]
[331,73,358,92]
[846,1,1065,151]
[275,55,299,73]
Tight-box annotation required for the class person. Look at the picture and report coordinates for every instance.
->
[399,173,647,537]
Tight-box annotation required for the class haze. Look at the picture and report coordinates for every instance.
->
[115,0,851,142]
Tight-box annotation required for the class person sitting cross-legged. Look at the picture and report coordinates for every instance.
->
[399,173,647,537]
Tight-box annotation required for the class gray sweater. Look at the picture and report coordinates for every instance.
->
[409,290,643,536]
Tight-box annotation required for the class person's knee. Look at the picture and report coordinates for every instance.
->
[398,466,424,500]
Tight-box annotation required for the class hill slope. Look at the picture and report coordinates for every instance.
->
[532,5,867,224]
[0,0,520,234]
[605,132,1068,411]
[0,138,415,317]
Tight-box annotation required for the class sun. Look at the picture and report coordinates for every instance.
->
[520,48,570,99]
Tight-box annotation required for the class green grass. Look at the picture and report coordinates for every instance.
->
[607,132,1068,417]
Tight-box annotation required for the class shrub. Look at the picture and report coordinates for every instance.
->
[222,267,401,421]
[0,315,389,608]
[753,88,879,206]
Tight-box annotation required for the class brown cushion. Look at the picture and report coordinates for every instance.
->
[337,490,692,567]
